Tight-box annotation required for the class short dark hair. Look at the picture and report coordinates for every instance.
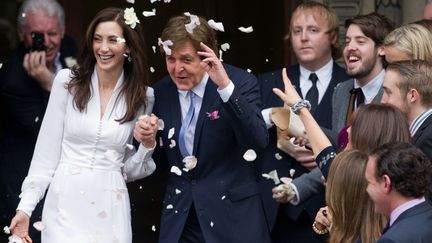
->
[371,142,432,198]
[345,12,394,47]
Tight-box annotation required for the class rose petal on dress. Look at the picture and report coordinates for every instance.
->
[97,210,107,219]
[158,119,165,130]
[183,155,197,170]
[166,204,174,209]
[274,153,283,160]
[262,170,280,185]
[33,221,46,231]
[142,8,156,17]
[238,26,253,33]
[290,169,295,178]
[8,234,22,243]
[243,149,257,162]
[208,19,224,32]
[169,139,176,148]
[168,127,175,139]
[170,166,182,176]
[221,43,230,52]
[3,226,10,234]
[175,188,182,194]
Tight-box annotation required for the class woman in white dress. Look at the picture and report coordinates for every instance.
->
[9,7,158,243]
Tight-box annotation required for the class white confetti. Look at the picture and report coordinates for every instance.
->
[143,8,156,17]
[168,127,175,139]
[219,50,223,62]
[247,69,252,73]
[275,153,282,160]
[183,155,197,170]
[126,144,134,150]
[221,195,226,200]
[175,188,181,194]
[166,204,173,209]
[21,13,26,18]
[158,38,173,55]
[221,43,230,52]
[3,226,10,234]
[265,58,269,63]
[164,0,171,2]
[170,166,182,176]
[262,170,280,185]
[152,45,157,53]
[175,210,178,214]
[210,221,214,227]
[290,169,295,177]
[151,225,156,231]
[182,168,189,172]
[158,119,165,130]
[208,19,224,32]
[243,149,257,161]
[97,211,107,219]
[0,63,3,69]
[184,13,200,34]
[150,0,158,3]
[34,116,39,123]
[8,234,22,243]
[116,37,126,44]
[238,26,253,33]
[126,0,135,3]
[139,185,143,189]
[33,221,46,231]
[169,139,176,148]
[150,66,155,73]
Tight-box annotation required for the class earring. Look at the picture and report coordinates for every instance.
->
[123,53,132,62]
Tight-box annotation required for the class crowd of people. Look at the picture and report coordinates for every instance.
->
[1,0,432,242]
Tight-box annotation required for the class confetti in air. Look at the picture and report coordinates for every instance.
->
[170,166,182,176]
[220,43,230,52]
[33,221,46,231]
[262,170,280,185]
[208,19,224,32]
[143,9,156,17]
[238,26,253,33]
[243,149,257,162]
[275,153,282,160]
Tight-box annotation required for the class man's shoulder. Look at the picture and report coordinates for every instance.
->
[334,78,354,91]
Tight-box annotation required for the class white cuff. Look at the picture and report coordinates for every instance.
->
[217,81,234,103]
[289,183,300,205]
[262,108,274,129]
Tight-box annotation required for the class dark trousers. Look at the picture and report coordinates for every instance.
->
[271,210,325,243]
[179,204,205,243]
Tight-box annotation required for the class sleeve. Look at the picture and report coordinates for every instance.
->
[123,87,156,182]
[316,146,337,179]
[17,69,71,217]
[290,168,325,205]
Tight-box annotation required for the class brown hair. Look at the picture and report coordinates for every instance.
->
[160,14,218,55]
[386,60,432,108]
[345,12,394,47]
[290,1,341,59]
[68,7,150,123]
[326,150,386,243]
[350,104,410,153]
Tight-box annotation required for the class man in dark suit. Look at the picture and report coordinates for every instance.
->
[332,13,394,135]
[0,0,77,242]
[150,14,271,243]
[257,2,349,242]
[366,142,432,243]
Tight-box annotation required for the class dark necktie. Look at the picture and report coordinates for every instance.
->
[354,88,365,107]
[346,88,365,125]
[306,73,319,113]
[178,91,195,157]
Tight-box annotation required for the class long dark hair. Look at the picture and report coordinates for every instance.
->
[68,7,150,123]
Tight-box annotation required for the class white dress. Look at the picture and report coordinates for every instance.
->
[17,68,156,243]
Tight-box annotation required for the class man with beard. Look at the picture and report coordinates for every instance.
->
[332,13,394,136]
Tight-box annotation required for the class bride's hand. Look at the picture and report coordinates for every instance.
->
[9,210,32,243]
[272,68,302,107]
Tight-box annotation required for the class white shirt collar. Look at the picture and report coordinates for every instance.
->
[354,69,385,104]
[178,73,209,98]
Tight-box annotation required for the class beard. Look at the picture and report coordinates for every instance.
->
[346,55,378,79]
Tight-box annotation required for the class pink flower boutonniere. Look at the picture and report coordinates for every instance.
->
[206,110,220,120]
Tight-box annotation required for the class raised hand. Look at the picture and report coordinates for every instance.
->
[272,68,302,107]
[197,42,231,89]
[23,51,54,91]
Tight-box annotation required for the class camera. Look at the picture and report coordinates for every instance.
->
[31,32,46,52]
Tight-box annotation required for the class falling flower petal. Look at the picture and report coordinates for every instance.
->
[265,58,269,63]
[221,195,226,200]
[166,204,173,209]
[139,185,143,189]
[158,119,165,130]
[164,0,171,2]
[210,221,214,227]
[175,188,182,194]
[243,149,257,161]
[35,116,39,123]
[169,139,176,148]
[262,170,280,185]
[183,155,197,170]
[247,69,252,73]
[126,144,134,150]
[97,211,107,219]
[170,166,182,176]
[182,168,189,172]
[143,8,156,17]
[238,26,253,33]
[3,226,10,234]
[8,234,22,243]
[0,63,2,69]
[150,66,155,73]
[168,128,175,139]
[184,12,200,34]
[150,0,158,3]
[126,0,135,3]
[221,43,230,52]
[152,225,156,231]
[208,19,224,32]
[33,221,46,231]
[158,38,173,55]
[64,57,77,68]
[152,45,156,53]
[290,169,295,177]
[275,153,282,160]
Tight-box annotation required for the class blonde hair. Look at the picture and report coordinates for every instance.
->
[384,23,432,63]
[326,150,386,243]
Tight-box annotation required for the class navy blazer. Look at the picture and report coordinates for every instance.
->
[153,64,271,243]
[378,201,432,243]
[257,62,349,230]
[412,114,432,160]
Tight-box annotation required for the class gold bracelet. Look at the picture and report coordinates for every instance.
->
[312,221,329,235]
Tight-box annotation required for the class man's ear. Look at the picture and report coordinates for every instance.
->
[407,88,420,104]
[382,175,392,193]
[377,45,385,57]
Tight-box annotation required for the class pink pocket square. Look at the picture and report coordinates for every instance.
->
[206,110,220,120]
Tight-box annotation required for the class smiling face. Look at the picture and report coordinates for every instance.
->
[290,9,333,70]
[165,40,206,91]
[343,24,384,82]
[19,10,64,66]
[92,21,128,76]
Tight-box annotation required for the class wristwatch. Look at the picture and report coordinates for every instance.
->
[291,99,311,115]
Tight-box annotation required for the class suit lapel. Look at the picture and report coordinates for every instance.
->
[166,81,183,153]
[192,79,219,156]
[286,65,302,99]
[412,115,432,144]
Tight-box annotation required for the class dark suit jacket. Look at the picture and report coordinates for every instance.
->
[378,201,432,243]
[153,64,271,243]
[0,37,77,241]
[257,63,349,230]
[412,114,432,160]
